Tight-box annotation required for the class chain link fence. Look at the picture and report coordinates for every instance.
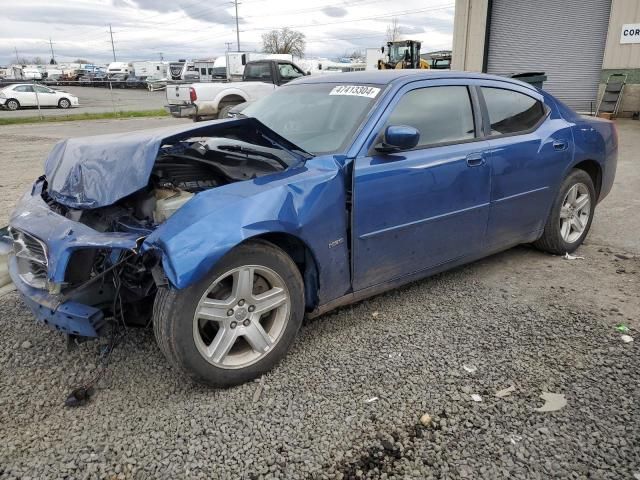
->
[0,78,168,120]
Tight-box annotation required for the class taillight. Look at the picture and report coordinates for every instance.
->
[189,87,197,102]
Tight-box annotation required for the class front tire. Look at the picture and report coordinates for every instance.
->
[534,169,595,255]
[6,99,20,110]
[153,240,304,387]
[58,98,71,109]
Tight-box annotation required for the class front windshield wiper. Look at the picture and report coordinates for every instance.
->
[218,144,290,168]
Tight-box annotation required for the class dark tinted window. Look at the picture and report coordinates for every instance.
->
[385,86,475,147]
[14,85,34,92]
[244,63,272,80]
[481,87,545,135]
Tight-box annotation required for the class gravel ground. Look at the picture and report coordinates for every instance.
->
[0,118,639,479]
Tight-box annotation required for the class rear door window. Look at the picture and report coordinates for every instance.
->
[244,63,272,80]
[14,85,34,92]
[385,86,476,147]
[481,87,546,135]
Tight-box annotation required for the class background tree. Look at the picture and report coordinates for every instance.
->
[386,18,401,42]
[73,59,90,64]
[262,28,306,57]
[343,49,365,59]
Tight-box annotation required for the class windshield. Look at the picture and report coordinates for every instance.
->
[389,45,411,63]
[241,83,383,154]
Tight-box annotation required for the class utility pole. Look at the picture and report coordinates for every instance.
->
[49,37,56,64]
[233,0,241,52]
[14,46,19,64]
[225,42,233,51]
[109,24,117,61]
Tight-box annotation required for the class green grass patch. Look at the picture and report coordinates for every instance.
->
[0,109,169,126]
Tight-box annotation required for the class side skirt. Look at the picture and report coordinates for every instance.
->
[306,238,538,319]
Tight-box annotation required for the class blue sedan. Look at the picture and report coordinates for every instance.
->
[4,71,617,386]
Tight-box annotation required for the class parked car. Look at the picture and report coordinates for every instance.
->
[108,72,128,87]
[165,59,306,121]
[125,75,146,88]
[1,71,617,387]
[0,84,79,110]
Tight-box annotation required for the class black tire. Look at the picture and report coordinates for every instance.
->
[5,99,19,111]
[534,169,596,255]
[58,98,71,109]
[218,104,237,119]
[153,240,304,387]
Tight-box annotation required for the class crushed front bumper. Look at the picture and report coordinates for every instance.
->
[9,256,106,337]
[4,185,143,337]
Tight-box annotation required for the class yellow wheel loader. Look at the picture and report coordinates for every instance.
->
[377,40,430,70]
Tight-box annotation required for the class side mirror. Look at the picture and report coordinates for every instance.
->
[241,54,247,66]
[381,46,385,53]
[376,125,420,152]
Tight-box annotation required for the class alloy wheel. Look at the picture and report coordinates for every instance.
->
[559,183,591,243]
[192,265,290,369]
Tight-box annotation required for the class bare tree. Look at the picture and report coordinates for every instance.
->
[32,56,45,65]
[386,18,401,42]
[262,28,306,57]
[343,49,365,59]
[73,58,90,64]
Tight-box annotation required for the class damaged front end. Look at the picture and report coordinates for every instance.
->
[2,118,306,337]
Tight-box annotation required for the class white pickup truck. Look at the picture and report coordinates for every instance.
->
[165,59,306,121]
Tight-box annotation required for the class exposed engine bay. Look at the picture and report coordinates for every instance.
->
[36,125,298,330]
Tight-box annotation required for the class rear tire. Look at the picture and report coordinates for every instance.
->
[218,104,236,119]
[534,169,595,255]
[6,99,19,110]
[153,240,304,387]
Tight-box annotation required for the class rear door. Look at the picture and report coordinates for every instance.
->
[352,80,491,290]
[12,85,36,106]
[479,83,574,248]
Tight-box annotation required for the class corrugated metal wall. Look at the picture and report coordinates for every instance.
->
[486,0,611,111]
[602,0,640,69]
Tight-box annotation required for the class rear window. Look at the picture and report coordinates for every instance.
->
[244,63,272,81]
[481,87,546,135]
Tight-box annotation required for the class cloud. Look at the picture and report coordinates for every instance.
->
[126,0,237,25]
[322,6,348,18]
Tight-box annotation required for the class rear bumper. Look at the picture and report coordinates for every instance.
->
[9,255,106,337]
[165,104,197,118]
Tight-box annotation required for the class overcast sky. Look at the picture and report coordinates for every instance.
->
[0,0,455,65]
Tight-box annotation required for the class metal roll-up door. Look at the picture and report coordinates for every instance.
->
[486,0,611,112]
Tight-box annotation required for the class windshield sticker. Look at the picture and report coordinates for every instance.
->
[329,85,380,98]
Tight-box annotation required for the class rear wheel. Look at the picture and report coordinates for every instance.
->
[6,99,19,110]
[153,240,304,387]
[218,104,237,119]
[58,98,71,109]
[534,169,595,254]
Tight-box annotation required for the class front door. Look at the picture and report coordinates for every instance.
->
[352,82,491,291]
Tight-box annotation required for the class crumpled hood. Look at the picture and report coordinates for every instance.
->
[44,117,306,209]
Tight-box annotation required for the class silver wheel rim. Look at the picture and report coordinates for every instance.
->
[8,100,17,110]
[559,182,591,243]
[192,265,290,369]
[60,99,69,108]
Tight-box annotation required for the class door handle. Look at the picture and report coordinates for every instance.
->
[553,140,568,151]
[466,152,485,167]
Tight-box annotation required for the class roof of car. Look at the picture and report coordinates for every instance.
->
[292,70,536,91]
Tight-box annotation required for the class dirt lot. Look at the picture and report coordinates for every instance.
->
[0,118,638,479]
